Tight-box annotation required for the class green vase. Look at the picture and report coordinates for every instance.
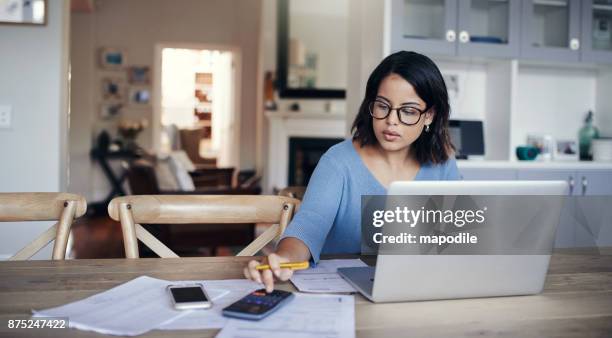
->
[579,111,600,161]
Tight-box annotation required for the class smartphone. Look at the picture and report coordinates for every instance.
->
[167,284,212,310]
[222,289,294,320]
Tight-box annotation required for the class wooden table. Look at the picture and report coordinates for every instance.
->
[1,249,611,337]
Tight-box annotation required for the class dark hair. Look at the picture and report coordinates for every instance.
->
[351,51,454,164]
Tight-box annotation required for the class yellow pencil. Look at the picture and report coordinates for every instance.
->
[255,261,310,271]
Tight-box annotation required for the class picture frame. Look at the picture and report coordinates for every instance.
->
[527,134,554,161]
[129,87,151,105]
[128,66,151,85]
[0,0,47,26]
[99,103,123,120]
[102,78,127,101]
[554,139,579,161]
[99,47,127,70]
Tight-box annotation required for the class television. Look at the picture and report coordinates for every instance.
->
[448,120,484,159]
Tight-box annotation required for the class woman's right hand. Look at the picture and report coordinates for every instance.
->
[243,253,294,292]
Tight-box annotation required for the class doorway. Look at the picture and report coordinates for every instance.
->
[154,44,240,168]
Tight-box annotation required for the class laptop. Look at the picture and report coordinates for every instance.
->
[338,181,568,303]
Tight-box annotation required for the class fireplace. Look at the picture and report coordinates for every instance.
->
[265,111,346,193]
[288,137,344,186]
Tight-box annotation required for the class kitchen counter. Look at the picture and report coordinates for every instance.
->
[457,160,612,170]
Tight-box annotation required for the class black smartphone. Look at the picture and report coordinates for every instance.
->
[222,289,294,320]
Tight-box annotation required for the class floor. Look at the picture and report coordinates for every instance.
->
[70,214,272,259]
[70,216,125,259]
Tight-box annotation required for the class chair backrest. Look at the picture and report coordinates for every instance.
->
[278,186,306,201]
[107,195,300,258]
[0,193,87,260]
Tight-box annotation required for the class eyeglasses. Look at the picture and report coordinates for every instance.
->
[369,100,426,126]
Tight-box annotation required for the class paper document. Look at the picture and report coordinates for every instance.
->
[32,276,250,336]
[290,259,368,293]
[216,293,355,338]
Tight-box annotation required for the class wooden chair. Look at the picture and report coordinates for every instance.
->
[0,193,87,260]
[107,195,300,258]
[278,186,306,200]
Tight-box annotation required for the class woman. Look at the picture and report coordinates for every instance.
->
[244,51,461,291]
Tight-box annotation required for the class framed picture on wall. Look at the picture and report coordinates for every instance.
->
[129,87,151,105]
[99,47,127,70]
[99,103,123,120]
[0,0,47,25]
[102,78,127,101]
[128,66,150,84]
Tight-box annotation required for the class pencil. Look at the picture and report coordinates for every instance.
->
[255,261,310,271]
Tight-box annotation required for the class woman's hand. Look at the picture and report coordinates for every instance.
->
[243,253,294,292]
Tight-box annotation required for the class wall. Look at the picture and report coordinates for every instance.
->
[346,0,386,135]
[513,65,598,152]
[0,0,70,259]
[69,0,262,201]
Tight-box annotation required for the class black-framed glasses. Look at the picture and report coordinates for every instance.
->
[369,100,425,126]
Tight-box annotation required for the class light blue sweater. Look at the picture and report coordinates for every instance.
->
[280,139,461,262]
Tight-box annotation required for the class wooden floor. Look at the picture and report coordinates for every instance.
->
[70,216,125,259]
[70,215,268,259]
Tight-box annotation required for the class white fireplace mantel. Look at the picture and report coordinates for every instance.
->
[265,111,347,193]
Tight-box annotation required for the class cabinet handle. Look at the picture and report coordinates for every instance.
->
[446,30,456,42]
[570,38,580,50]
[568,176,575,195]
[459,30,470,43]
[581,176,588,195]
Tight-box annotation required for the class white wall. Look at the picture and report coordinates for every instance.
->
[346,0,386,134]
[0,0,70,259]
[435,59,488,121]
[513,65,598,152]
[69,0,262,201]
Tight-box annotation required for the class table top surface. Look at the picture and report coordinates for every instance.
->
[1,249,611,338]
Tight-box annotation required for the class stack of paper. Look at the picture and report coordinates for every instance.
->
[290,259,368,293]
[32,276,260,336]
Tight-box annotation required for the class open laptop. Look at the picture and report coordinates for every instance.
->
[338,181,568,303]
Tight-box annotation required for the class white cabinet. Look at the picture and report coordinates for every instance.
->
[516,169,578,248]
[572,170,612,247]
[458,164,612,248]
[460,168,517,180]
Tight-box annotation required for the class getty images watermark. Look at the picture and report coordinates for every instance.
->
[361,195,612,255]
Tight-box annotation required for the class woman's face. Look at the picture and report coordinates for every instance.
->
[371,73,434,153]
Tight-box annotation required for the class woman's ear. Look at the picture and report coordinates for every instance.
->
[424,109,435,126]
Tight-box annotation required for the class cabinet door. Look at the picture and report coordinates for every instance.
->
[459,168,517,180]
[520,0,582,62]
[390,0,458,56]
[457,0,521,58]
[517,169,576,248]
[581,0,612,63]
[573,170,612,247]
